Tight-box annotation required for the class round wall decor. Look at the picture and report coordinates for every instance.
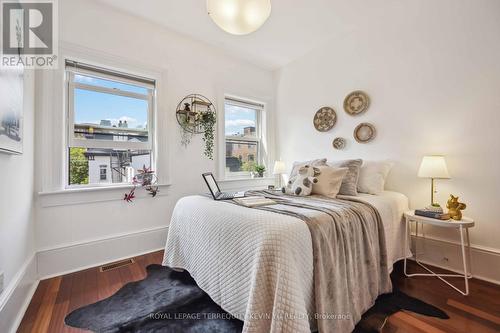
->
[313,107,337,132]
[354,123,376,143]
[332,137,346,150]
[344,91,370,115]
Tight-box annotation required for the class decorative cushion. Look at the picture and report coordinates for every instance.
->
[285,164,320,196]
[312,166,349,198]
[357,161,394,195]
[328,159,363,196]
[289,158,327,179]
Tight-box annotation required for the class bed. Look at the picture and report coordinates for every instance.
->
[162,190,410,333]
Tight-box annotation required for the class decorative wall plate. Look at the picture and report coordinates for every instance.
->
[332,137,346,150]
[313,107,337,132]
[354,123,376,143]
[344,91,370,115]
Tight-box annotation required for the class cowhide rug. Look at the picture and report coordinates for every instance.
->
[65,264,448,333]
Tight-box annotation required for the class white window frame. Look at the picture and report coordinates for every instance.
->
[65,60,156,188]
[223,96,265,179]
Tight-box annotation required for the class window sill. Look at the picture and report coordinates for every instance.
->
[39,183,172,195]
[37,183,171,208]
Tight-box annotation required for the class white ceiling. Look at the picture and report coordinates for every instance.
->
[96,0,381,70]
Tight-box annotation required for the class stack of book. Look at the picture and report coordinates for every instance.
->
[234,196,277,208]
[415,209,450,220]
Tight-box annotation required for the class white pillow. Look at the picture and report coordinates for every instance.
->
[357,161,394,195]
[312,166,349,198]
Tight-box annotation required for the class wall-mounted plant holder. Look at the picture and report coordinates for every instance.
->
[176,94,217,159]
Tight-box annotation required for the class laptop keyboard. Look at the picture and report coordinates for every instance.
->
[218,192,236,200]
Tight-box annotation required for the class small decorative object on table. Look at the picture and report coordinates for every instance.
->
[417,155,450,211]
[123,165,159,203]
[332,137,346,150]
[447,194,467,220]
[344,90,370,115]
[313,107,337,132]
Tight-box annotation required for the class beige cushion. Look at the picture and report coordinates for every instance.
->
[312,166,349,198]
[328,159,363,196]
[357,161,394,195]
[290,158,327,179]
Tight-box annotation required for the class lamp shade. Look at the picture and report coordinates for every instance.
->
[273,161,286,175]
[207,0,272,35]
[418,156,450,179]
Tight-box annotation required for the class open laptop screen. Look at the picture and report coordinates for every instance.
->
[202,173,220,198]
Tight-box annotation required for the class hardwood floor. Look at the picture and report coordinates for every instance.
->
[17,251,500,332]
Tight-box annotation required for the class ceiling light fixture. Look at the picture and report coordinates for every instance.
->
[207,0,271,35]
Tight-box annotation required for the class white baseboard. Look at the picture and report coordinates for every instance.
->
[410,235,500,285]
[0,254,38,333]
[37,226,168,279]
[0,226,168,333]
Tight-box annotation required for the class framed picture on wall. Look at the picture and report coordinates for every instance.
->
[0,65,24,154]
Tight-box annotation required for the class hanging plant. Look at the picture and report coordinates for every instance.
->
[201,112,216,160]
[175,94,217,159]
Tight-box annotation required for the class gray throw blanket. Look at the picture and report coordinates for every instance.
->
[234,191,392,333]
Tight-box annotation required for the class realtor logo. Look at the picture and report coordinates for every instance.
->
[1,0,58,68]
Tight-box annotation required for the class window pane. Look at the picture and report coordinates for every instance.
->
[69,147,151,185]
[74,74,149,95]
[224,103,257,138]
[225,140,258,173]
[73,88,149,143]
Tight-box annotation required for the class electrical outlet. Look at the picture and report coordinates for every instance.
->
[0,271,4,294]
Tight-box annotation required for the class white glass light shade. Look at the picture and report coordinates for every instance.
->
[207,0,271,35]
[418,156,450,179]
[273,161,286,175]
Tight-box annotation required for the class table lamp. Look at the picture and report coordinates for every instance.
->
[418,155,450,210]
[273,161,287,189]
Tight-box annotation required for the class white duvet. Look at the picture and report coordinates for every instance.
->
[162,191,410,332]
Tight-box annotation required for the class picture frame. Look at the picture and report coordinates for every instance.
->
[0,65,24,154]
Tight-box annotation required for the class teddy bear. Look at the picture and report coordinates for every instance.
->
[283,165,320,196]
[447,194,467,220]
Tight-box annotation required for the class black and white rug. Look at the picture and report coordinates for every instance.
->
[65,264,448,333]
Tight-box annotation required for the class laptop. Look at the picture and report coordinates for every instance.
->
[202,172,245,200]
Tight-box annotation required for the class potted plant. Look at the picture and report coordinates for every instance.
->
[254,164,266,178]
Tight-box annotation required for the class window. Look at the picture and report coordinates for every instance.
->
[66,60,155,187]
[99,165,107,180]
[224,97,264,177]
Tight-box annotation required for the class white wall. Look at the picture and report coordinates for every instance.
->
[0,70,37,329]
[275,0,500,254]
[34,0,275,273]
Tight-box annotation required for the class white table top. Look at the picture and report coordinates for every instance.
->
[404,210,474,228]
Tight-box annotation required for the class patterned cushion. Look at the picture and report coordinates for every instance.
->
[290,158,327,179]
[328,159,363,196]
